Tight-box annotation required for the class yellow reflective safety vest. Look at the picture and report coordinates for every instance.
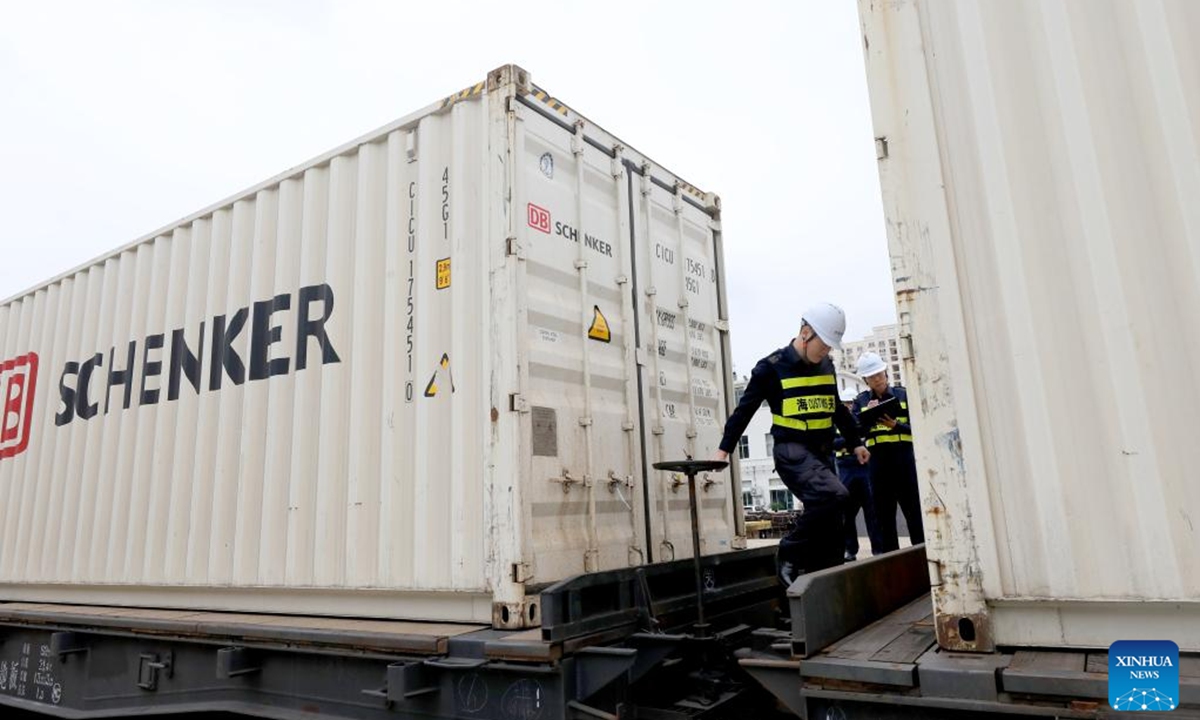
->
[763,348,845,450]
[718,343,862,456]
[773,373,838,432]
[853,386,913,448]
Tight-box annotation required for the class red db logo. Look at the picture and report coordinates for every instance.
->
[0,353,38,460]
[527,203,551,234]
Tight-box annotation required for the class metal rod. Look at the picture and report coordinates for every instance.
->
[686,470,707,636]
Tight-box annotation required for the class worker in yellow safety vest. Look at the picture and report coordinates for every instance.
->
[715,303,869,584]
[851,352,923,552]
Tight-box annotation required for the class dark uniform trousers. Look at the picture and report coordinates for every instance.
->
[869,445,924,552]
[837,454,880,558]
[773,441,849,574]
[853,387,923,553]
[720,345,860,584]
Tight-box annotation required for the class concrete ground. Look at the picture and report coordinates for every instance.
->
[745,508,917,555]
[746,534,913,551]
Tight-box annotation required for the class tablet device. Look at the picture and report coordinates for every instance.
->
[857,396,901,427]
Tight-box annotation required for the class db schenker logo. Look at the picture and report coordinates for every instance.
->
[527,203,551,234]
[0,353,39,460]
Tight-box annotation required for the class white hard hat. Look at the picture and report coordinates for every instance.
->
[839,387,859,403]
[802,302,846,350]
[857,351,888,378]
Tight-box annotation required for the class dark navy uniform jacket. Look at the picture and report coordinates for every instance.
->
[852,385,913,450]
[720,341,862,456]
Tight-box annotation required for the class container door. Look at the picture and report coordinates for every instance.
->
[514,101,649,579]
[626,167,736,563]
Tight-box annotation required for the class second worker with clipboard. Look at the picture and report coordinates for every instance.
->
[853,352,924,552]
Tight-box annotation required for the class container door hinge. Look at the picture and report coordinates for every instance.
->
[405,131,417,162]
[611,148,626,178]
[876,136,889,159]
[509,393,530,413]
[704,193,721,214]
[928,559,944,587]
[506,236,525,259]
[512,562,533,584]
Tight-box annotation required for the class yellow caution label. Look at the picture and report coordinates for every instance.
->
[436,258,451,290]
[423,353,454,397]
[587,305,611,343]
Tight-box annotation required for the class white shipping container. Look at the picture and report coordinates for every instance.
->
[0,65,742,627]
[860,0,1200,651]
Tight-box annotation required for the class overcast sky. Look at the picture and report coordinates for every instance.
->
[0,0,896,376]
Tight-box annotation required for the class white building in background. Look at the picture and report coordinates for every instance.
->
[834,370,867,397]
[732,393,792,512]
[837,324,906,387]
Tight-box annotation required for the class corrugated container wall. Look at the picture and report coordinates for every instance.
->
[0,66,741,627]
[860,0,1200,651]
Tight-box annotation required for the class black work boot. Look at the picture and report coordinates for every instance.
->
[778,560,802,588]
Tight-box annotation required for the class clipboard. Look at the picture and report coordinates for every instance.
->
[857,396,901,427]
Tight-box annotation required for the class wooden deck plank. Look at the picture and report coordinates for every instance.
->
[871,626,936,664]
[825,621,911,660]
[1008,650,1086,673]
[1002,651,1105,700]
[823,596,933,661]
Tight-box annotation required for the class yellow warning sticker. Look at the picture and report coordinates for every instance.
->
[587,305,611,343]
[423,353,454,397]
[436,258,451,290]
